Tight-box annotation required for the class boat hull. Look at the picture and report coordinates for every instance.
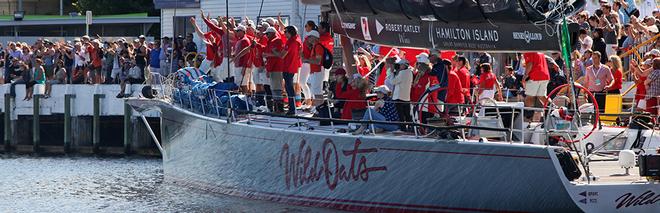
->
[129,99,659,212]
[147,100,579,213]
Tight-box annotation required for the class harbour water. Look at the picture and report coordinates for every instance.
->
[0,154,340,212]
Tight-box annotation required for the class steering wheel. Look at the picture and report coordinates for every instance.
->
[543,83,600,143]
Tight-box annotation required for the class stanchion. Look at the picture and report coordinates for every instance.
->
[33,94,42,153]
[124,101,132,155]
[4,94,11,152]
[93,94,105,153]
[63,94,75,153]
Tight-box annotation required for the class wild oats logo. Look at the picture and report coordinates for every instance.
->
[512,31,543,43]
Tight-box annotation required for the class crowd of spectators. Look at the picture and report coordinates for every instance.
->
[0,32,201,99]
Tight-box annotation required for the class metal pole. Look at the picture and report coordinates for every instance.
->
[4,94,10,151]
[367,107,375,135]
[326,99,335,133]
[225,0,230,80]
[63,94,74,153]
[123,101,132,155]
[92,94,104,153]
[33,94,41,153]
[59,0,63,16]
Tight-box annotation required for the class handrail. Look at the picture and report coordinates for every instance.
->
[618,33,660,59]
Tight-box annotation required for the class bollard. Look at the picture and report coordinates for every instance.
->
[63,94,75,153]
[33,94,42,153]
[4,94,11,151]
[123,101,132,155]
[92,94,104,154]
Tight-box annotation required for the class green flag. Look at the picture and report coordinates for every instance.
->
[560,17,572,73]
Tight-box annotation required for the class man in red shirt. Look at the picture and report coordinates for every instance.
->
[193,13,226,82]
[263,27,285,113]
[302,30,324,108]
[271,26,303,115]
[453,56,471,103]
[88,40,104,84]
[251,22,271,107]
[523,52,550,113]
[231,25,252,94]
[444,59,464,114]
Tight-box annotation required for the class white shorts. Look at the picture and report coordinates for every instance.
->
[525,80,549,97]
[210,65,227,82]
[199,59,213,74]
[309,72,324,95]
[479,89,495,101]
[253,66,269,85]
[233,66,252,86]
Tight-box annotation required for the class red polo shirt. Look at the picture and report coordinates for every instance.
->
[479,71,496,90]
[252,35,268,68]
[233,35,251,68]
[309,43,324,73]
[523,52,550,81]
[446,69,464,104]
[282,36,302,74]
[265,37,283,72]
[610,69,623,91]
[319,32,334,54]
[456,66,471,96]
[302,36,312,59]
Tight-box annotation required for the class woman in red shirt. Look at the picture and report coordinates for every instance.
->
[411,61,439,123]
[277,26,302,115]
[631,59,650,111]
[335,70,368,120]
[605,55,623,94]
[477,63,503,101]
[453,56,471,103]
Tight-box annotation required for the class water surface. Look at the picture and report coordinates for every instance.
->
[0,154,340,212]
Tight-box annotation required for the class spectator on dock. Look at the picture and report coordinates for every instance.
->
[25,58,45,101]
[584,51,613,113]
[45,60,67,98]
[644,58,660,115]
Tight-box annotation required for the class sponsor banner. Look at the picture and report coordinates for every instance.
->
[331,14,561,52]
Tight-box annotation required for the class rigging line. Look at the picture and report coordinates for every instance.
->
[257,0,265,19]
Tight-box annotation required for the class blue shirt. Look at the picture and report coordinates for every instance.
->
[380,97,399,122]
[149,48,161,68]
[430,62,448,101]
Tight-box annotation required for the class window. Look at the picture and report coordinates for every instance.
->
[173,16,195,38]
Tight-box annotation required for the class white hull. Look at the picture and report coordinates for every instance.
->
[129,99,660,212]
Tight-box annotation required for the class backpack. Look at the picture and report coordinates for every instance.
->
[320,44,333,69]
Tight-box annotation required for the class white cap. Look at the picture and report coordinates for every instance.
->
[396,59,409,65]
[307,30,320,38]
[138,35,146,39]
[374,85,391,94]
[643,59,653,66]
[416,53,430,64]
[247,20,255,27]
[259,22,270,29]
[648,49,660,57]
[234,25,247,32]
[210,18,219,26]
[265,27,277,34]
[82,35,90,40]
[265,18,277,26]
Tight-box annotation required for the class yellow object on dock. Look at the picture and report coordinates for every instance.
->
[601,94,622,125]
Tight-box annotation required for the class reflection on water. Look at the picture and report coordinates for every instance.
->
[0,154,340,212]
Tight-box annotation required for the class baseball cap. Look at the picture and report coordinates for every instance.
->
[265,18,277,26]
[307,30,320,38]
[396,59,410,65]
[234,25,247,32]
[416,53,430,64]
[138,35,146,39]
[264,27,277,34]
[647,49,660,57]
[82,35,90,40]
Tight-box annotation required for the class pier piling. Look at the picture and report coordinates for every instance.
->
[33,94,41,153]
[64,94,75,153]
[4,94,11,151]
[92,94,104,154]
[124,101,132,155]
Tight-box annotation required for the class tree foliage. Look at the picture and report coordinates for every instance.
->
[72,0,157,15]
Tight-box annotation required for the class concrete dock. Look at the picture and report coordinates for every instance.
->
[0,84,161,156]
